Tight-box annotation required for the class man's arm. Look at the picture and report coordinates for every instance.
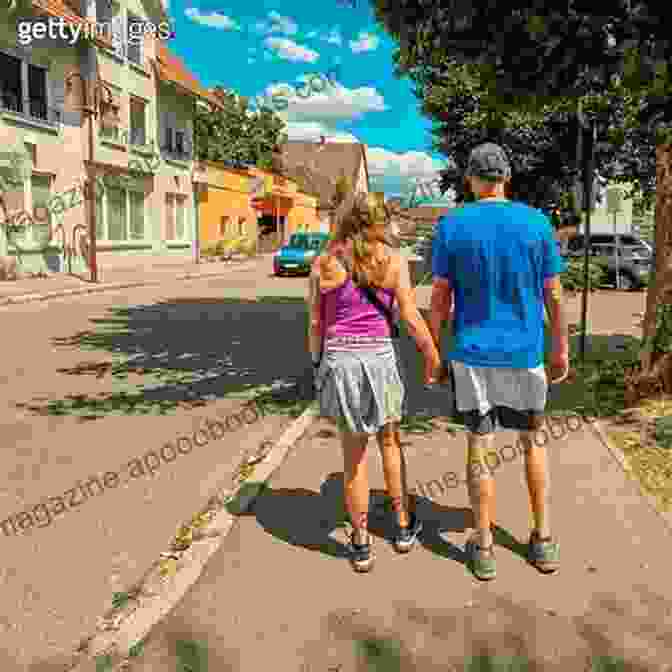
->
[429,277,454,351]
[543,275,569,357]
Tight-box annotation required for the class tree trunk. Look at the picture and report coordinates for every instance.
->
[640,144,672,372]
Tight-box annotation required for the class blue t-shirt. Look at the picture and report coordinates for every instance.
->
[432,201,565,368]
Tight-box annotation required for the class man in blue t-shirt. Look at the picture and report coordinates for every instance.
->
[428,143,568,581]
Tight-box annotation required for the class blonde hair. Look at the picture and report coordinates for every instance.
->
[330,187,395,286]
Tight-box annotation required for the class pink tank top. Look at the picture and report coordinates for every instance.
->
[320,256,395,340]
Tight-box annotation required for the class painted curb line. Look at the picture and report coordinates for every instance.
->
[587,418,672,532]
[0,258,263,307]
[66,404,319,672]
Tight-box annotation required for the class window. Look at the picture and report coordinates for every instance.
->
[129,190,144,239]
[0,52,23,113]
[127,12,143,65]
[175,195,185,238]
[0,52,52,123]
[165,127,174,153]
[129,98,146,146]
[175,130,184,155]
[96,183,145,241]
[107,187,126,240]
[220,216,229,236]
[30,173,51,243]
[166,193,188,240]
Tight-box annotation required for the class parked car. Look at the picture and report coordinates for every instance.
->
[563,233,651,290]
[273,232,330,276]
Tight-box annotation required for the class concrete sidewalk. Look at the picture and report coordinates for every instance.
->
[112,415,672,671]
[0,254,269,306]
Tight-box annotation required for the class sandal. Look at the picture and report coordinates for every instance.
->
[347,531,375,573]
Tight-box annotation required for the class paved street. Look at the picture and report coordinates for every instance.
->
[0,255,651,670]
[0,257,319,670]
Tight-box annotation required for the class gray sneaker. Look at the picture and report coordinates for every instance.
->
[528,531,560,573]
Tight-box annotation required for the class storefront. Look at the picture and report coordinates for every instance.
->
[248,169,319,252]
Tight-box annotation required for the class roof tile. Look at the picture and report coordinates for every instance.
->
[154,42,221,106]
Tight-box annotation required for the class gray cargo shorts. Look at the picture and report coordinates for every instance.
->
[451,360,548,434]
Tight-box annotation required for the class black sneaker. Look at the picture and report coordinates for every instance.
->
[348,531,375,572]
[393,513,423,553]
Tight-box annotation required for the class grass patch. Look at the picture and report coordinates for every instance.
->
[606,397,672,512]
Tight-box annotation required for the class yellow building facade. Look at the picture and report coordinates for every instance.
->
[196,162,320,252]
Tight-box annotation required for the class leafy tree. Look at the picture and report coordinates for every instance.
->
[371,0,672,372]
[193,87,287,170]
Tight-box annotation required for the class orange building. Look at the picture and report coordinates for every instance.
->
[195,163,320,253]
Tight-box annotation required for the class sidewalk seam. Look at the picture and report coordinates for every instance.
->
[587,419,672,533]
[0,259,261,307]
[66,404,319,672]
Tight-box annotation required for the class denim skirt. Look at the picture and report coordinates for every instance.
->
[314,337,405,435]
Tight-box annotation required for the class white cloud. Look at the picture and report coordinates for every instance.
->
[366,148,455,201]
[255,11,298,35]
[184,8,240,30]
[283,122,359,143]
[264,37,319,63]
[258,78,386,124]
[349,31,379,53]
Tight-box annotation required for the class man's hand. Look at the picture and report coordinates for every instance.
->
[548,349,569,383]
[423,353,443,386]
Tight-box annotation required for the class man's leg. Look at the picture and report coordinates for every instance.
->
[519,422,560,573]
[519,429,552,540]
[466,428,496,548]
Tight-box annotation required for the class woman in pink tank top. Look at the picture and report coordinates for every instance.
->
[307,190,441,572]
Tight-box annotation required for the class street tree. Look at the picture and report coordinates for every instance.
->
[371,0,672,373]
[193,87,287,170]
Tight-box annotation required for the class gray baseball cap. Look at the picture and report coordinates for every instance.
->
[466,143,511,180]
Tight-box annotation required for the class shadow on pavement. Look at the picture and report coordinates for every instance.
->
[245,471,474,568]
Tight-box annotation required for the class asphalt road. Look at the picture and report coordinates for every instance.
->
[0,260,320,671]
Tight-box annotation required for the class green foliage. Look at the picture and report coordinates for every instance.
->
[372,2,672,209]
[193,88,287,169]
[654,414,672,450]
[175,639,208,672]
[560,258,607,292]
[111,592,130,610]
[652,304,672,355]
[95,654,112,672]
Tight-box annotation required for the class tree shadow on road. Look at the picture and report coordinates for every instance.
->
[15,297,318,420]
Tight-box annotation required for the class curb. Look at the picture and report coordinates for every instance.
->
[65,404,319,672]
[0,258,263,307]
[586,418,672,532]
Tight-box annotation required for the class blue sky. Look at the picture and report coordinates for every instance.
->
[164,0,455,202]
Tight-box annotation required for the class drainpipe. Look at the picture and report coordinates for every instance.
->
[192,174,200,264]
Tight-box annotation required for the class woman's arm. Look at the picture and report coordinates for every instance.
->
[307,256,322,363]
[393,254,441,370]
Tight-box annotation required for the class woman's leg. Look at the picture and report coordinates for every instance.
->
[377,422,410,527]
[342,430,370,544]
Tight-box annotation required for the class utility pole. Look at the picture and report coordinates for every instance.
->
[579,103,597,364]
